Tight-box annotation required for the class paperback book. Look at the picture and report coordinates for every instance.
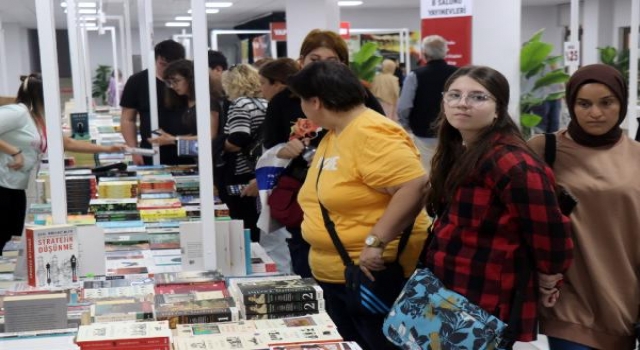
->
[25,225,79,287]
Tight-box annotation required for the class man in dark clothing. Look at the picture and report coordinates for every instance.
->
[120,40,188,165]
[398,35,457,170]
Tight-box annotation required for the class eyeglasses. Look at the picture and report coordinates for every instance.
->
[442,91,495,107]
[165,77,185,88]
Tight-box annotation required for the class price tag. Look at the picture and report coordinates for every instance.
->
[564,41,580,68]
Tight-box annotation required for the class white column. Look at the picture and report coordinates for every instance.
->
[629,0,639,138]
[582,0,612,65]
[138,0,159,164]
[472,0,521,121]
[123,0,134,77]
[0,18,8,96]
[285,0,340,59]
[36,0,67,224]
[569,0,580,74]
[66,0,87,112]
[191,0,217,270]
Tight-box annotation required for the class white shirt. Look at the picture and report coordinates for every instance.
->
[0,104,43,190]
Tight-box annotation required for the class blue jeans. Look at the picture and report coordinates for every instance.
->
[316,281,396,350]
[547,336,594,350]
[532,99,561,133]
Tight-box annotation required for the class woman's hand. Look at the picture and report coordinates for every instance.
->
[538,272,563,307]
[148,129,176,146]
[8,152,24,170]
[241,179,259,197]
[359,246,386,281]
[276,138,307,159]
[107,144,128,153]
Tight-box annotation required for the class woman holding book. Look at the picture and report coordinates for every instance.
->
[148,59,220,159]
[291,61,428,350]
[0,74,125,252]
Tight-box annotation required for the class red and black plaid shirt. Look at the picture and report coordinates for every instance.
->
[424,138,573,342]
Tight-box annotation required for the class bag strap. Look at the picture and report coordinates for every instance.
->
[315,152,413,267]
[544,133,556,168]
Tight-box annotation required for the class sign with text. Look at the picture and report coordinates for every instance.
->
[421,0,472,66]
[563,41,580,68]
[270,22,287,41]
[340,21,351,39]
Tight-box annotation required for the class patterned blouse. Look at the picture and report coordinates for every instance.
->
[424,136,573,342]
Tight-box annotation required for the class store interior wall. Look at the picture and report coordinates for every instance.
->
[0,2,636,99]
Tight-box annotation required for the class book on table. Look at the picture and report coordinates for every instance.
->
[24,224,79,288]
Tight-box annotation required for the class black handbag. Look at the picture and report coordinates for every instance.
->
[316,155,412,316]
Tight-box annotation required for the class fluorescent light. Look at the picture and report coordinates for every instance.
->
[79,16,97,21]
[187,8,220,14]
[175,16,192,21]
[165,22,190,27]
[205,2,233,7]
[79,23,97,28]
[61,1,97,7]
[78,9,97,14]
[338,1,363,6]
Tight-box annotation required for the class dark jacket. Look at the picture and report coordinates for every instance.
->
[408,59,457,137]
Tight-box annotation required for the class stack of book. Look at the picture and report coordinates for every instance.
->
[174,175,200,218]
[152,270,237,327]
[173,313,343,350]
[146,222,180,250]
[75,320,172,350]
[66,175,98,214]
[81,278,155,302]
[229,276,324,320]
[97,180,139,199]
[90,297,155,323]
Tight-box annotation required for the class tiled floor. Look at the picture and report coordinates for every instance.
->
[514,335,549,350]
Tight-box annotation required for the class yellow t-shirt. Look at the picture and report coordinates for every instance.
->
[298,108,430,283]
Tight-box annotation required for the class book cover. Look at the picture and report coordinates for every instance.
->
[153,270,225,285]
[91,298,154,323]
[75,320,171,348]
[237,278,322,304]
[25,225,79,287]
[155,298,239,327]
[245,311,320,320]
[70,112,90,140]
[154,281,227,295]
[176,138,199,157]
[269,341,362,350]
[241,299,325,315]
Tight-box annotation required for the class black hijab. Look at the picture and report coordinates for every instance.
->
[565,64,628,147]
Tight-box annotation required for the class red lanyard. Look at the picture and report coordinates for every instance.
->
[35,117,47,153]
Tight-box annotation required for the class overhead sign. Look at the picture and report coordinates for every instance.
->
[422,0,473,18]
[421,0,473,66]
[270,22,287,41]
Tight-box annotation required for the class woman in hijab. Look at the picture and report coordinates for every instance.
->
[529,64,640,350]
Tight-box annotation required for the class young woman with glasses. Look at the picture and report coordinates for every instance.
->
[423,65,574,347]
[148,59,220,156]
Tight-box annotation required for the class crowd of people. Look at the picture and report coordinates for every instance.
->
[2,28,639,350]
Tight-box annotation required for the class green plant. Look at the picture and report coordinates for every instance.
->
[349,42,383,84]
[520,29,570,137]
[598,46,630,83]
[92,65,112,105]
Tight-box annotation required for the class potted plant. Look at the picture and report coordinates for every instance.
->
[92,65,112,106]
[350,42,383,87]
[520,29,570,138]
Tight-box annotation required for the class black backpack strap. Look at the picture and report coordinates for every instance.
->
[544,133,556,168]
[316,152,414,267]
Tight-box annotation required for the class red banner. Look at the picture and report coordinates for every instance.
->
[421,17,471,67]
[421,0,472,67]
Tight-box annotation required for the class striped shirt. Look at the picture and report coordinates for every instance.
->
[224,96,268,175]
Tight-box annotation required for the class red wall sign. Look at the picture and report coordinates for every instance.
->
[421,0,473,67]
[339,21,351,39]
[270,22,287,41]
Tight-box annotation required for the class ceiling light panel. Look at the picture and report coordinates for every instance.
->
[165,22,190,27]
[205,2,233,7]
[188,9,220,14]
[338,1,363,6]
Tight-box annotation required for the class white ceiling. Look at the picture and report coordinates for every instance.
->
[1,0,571,29]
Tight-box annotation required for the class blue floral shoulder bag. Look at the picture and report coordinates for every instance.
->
[382,227,531,350]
